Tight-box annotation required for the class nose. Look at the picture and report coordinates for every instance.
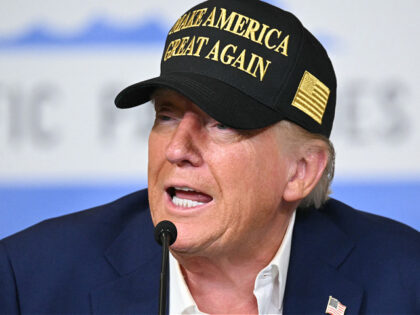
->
[165,113,204,167]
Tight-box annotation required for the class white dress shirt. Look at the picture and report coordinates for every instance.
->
[169,211,296,315]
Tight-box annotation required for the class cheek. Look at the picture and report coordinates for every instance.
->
[212,143,289,207]
[148,133,166,178]
[218,141,285,179]
[147,133,168,222]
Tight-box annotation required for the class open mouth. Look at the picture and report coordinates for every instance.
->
[166,186,213,208]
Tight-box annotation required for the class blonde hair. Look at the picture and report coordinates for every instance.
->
[150,88,334,208]
[277,120,335,209]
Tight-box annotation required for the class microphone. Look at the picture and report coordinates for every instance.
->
[154,220,177,246]
[154,220,177,315]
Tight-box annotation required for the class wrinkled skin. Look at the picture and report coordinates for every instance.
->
[148,89,295,260]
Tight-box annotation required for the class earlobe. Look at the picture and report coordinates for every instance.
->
[283,159,306,202]
[283,148,328,203]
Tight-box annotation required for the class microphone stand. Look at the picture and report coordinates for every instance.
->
[159,232,170,315]
[155,220,177,315]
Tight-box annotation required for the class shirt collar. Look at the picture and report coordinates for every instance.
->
[170,250,201,314]
[254,210,296,312]
[169,211,296,315]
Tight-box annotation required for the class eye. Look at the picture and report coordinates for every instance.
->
[216,123,229,130]
[158,114,172,121]
[153,112,176,128]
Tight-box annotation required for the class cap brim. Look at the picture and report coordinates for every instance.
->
[115,72,284,130]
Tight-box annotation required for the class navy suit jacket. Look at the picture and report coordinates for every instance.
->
[1,189,419,314]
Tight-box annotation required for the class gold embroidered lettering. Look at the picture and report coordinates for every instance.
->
[251,54,272,81]
[193,8,208,27]
[194,36,209,56]
[184,36,196,56]
[174,37,190,56]
[245,53,259,77]
[169,14,186,34]
[274,34,290,56]
[163,38,180,61]
[178,12,191,30]
[215,8,236,32]
[244,19,260,42]
[264,29,282,50]
[256,24,270,45]
[231,49,247,71]
[202,7,217,27]
[205,40,221,61]
[170,39,181,57]
[164,41,174,61]
[231,13,249,36]
[220,44,237,64]
[185,11,199,28]
[166,7,286,78]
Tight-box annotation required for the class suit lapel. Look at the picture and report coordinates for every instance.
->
[90,205,165,314]
[89,194,364,314]
[283,207,363,315]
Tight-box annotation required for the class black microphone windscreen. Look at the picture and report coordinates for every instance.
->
[154,220,177,246]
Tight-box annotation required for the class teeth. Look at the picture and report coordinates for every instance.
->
[172,196,205,208]
[174,186,196,192]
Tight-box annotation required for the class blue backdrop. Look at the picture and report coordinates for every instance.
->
[1,180,418,239]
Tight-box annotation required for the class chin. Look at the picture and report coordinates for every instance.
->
[169,226,206,256]
[170,240,200,256]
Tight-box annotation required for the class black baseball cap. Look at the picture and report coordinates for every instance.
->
[115,0,337,137]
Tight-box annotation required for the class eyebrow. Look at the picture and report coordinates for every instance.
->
[153,97,174,108]
[151,88,175,100]
[153,101,184,118]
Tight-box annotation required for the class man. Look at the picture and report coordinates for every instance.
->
[1,0,419,314]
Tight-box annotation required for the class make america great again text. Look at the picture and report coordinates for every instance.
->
[163,7,290,82]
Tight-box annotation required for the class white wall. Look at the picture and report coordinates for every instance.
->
[0,0,419,237]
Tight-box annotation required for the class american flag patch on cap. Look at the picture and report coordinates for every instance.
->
[325,295,346,315]
[292,71,330,124]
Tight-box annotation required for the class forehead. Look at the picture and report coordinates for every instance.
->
[151,88,278,141]
[152,88,214,117]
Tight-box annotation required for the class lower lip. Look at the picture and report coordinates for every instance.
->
[165,191,213,214]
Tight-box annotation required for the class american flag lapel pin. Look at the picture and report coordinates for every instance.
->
[325,295,347,315]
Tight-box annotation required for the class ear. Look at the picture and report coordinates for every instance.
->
[283,144,328,203]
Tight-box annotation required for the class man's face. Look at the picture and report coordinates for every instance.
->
[148,89,294,257]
